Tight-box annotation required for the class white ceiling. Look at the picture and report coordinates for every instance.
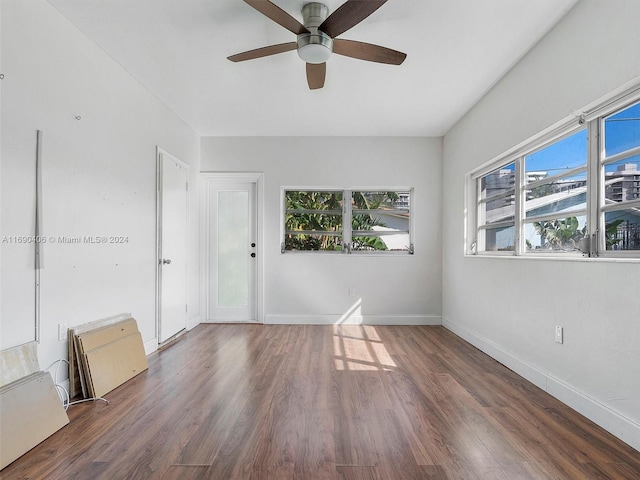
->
[47,0,578,137]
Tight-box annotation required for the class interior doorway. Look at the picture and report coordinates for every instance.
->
[157,148,189,343]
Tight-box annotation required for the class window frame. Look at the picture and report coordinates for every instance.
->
[281,187,414,255]
[282,189,345,253]
[468,85,640,259]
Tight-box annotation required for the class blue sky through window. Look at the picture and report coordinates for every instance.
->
[525,129,587,175]
[605,101,640,157]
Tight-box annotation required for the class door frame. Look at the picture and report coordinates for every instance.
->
[156,147,190,344]
[200,172,264,324]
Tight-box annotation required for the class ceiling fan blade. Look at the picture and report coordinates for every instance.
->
[243,0,309,35]
[319,0,387,38]
[333,39,406,65]
[228,42,297,62]
[306,63,326,90]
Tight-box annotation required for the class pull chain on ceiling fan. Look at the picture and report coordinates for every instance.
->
[228,0,407,90]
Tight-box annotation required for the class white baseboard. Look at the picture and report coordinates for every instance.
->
[187,313,201,331]
[442,316,640,453]
[148,315,200,352]
[143,338,158,356]
[265,314,441,325]
[201,319,261,324]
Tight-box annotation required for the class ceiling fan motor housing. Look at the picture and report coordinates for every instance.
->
[297,2,333,64]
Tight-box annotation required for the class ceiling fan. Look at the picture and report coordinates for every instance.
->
[228,0,407,90]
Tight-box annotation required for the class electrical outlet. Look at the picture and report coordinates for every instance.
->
[555,326,563,344]
[58,323,68,342]
[348,287,356,297]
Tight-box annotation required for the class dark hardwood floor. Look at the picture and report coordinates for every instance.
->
[2,324,639,479]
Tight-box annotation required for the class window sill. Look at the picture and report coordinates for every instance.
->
[465,253,640,264]
[282,251,412,256]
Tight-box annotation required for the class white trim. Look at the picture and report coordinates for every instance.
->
[187,313,201,331]
[200,172,264,324]
[265,314,441,325]
[442,316,640,453]
[143,338,158,356]
[463,252,640,264]
[201,319,260,324]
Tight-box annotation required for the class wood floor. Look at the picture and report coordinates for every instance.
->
[2,324,639,479]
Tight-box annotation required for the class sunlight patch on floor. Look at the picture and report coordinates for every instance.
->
[333,324,396,371]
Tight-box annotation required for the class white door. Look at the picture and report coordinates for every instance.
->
[205,177,258,322]
[158,151,188,342]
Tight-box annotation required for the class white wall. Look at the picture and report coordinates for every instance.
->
[0,0,201,371]
[201,136,442,325]
[443,0,640,450]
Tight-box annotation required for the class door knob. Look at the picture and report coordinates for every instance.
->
[162,258,172,265]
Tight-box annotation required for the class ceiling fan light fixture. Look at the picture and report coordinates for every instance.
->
[297,32,333,64]
[228,1,407,89]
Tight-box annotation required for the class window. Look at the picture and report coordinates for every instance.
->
[283,190,344,252]
[477,163,516,251]
[282,189,413,254]
[469,91,640,258]
[601,101,640,252]
[524,129,588,253]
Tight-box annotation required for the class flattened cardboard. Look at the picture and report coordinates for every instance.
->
[83,331,148,398]
[75,319,139,398]
[72,333,89,398]
[68,330,82,398]
[0,372,69,470]
[76,318,139,352]
[68,313,134,398]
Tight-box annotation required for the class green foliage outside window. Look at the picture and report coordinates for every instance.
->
[533,217,586,250]
[285,191,343,251]
[285,190,405,252]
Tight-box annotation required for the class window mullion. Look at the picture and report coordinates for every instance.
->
[514,156,525,255]
[475,177,485,251]
[588,118,603,256]
[343,189,352,253]
[409,189,415,254]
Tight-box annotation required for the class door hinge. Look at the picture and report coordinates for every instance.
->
[185,304,188,313]
[186,182,189,191]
